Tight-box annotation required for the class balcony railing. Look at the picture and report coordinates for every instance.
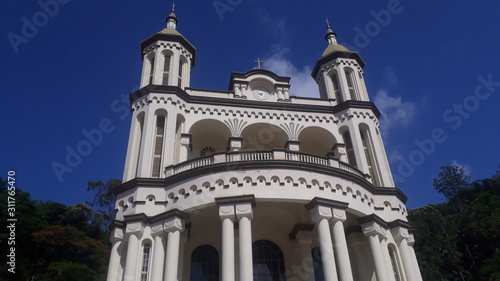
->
[165,150,370,181]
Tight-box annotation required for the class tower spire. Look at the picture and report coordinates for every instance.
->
[325,17,337,44]
[166,2,178,29]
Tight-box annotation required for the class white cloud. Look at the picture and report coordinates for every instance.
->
[451,160,471,176]
[263,49,319,98]
[374,89,416,133]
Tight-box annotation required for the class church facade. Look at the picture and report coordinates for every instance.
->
[106,7,423,281]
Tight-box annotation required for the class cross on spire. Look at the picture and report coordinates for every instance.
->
[171,2,176,11]
[325,17,331,28]
[255,58,264,69]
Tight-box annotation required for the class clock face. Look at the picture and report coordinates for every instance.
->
[254,90,269,100]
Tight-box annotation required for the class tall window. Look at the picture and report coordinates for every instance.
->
[311,247,324,281]
[388,247,402,281]
[252,240,285,281]
[360,127,381,186]
[140,244,151,281]
[152,115,165,177]
[162,54,171,85]
[178,59,184,87]
[331,73,343,103]
[342,130,357,167]
[148,55,155,85]
[345,70,358,100]
[190,245,220,281]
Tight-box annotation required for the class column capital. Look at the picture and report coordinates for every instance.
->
[389,219,411,241]
[150,209,190,234]
[407,233,416,247]
[357,214,388,238]
[124,214,148,236]
[218,204,236,221]
[180,133,192,147]
[305,197,349,222]
[109,221,125,243]
[215,195,256,220]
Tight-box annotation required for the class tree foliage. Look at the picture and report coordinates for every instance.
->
[0,179,119,281]
[410,165,500,281]
[87,179,121,229]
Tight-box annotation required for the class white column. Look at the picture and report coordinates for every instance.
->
[367,234,389,281]
[359,217,389,281]
[123,111,140,182]
[137,107,155,177]
[337,66,350,102]
[170,51,180,86]
[162,112,177,168]
[154,48,165,85]
[308,204,338,281]
[106,224,125,281]
[123,233,141,281]
[331,217,354,281]
[150,232,166,281]
[317,217,338,281]
[107,225,125,281]
[407,235,423,281]
[219,205,236,281]
[235,202,254,281]
[348,122,370,176]
[370,123,394,187]
[391,226,417,281]
[163,216,185,281]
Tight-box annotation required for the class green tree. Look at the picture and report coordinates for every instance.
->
[433,165,471,202]
[87,179,121,228]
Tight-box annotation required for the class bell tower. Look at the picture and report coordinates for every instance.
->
[312,20,370,103]
[312,20,394,187]
[139,5,196,89]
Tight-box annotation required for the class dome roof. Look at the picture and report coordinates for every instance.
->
[322,43,350,57]
[159,27,182,36]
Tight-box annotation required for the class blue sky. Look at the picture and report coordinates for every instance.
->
[2,1,499,209]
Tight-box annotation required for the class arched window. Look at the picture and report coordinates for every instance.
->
[252,240,286,281]
[342,129,357,168]
[140,243,151,281]
[152,113,166,177]
[344,69,358,100]
[311,247,324,281]
[162,53,171,85]
[148,54,155,85]
[178,57,186,87]
[331,73,343,103]
[388,246,402,281]
[190,245,220,281]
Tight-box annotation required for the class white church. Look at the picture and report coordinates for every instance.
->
[106,6,423,281]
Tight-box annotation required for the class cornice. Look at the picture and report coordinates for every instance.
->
[312,51,366,79]
[129,85,381,118]
[113,160,408,203]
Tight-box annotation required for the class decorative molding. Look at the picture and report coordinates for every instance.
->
[280,122,305,140]
[224,118,248,137]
